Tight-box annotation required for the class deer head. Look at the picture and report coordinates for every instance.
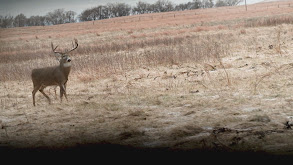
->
[51,38,78,67]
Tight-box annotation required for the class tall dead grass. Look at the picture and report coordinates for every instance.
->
[1,1,293,82]
[244,14,293,28]
[70,33,233,81]
[0,33,233,82]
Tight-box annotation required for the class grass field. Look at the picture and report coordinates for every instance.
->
[1,1,293,156]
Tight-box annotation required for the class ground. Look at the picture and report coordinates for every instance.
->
[1,1,293,158]
[1,52,293,156]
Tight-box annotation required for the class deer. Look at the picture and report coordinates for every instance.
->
[31,39,78,106]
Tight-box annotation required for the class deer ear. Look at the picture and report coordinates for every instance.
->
[54,53,62,61]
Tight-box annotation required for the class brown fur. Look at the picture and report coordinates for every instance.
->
[31,39,77,106]
[31,56,71,106]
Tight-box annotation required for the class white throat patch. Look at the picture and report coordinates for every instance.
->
[63,63,71,67]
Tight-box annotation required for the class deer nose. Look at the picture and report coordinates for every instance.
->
[67,59,71,62]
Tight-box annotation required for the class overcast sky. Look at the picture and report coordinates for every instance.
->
[0,0,265,17]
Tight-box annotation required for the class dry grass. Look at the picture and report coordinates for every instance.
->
[1,1,293,155]
[0,30,234,81]
[1,1,293,82]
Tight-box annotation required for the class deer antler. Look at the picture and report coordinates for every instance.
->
[51,39,78,54]
[51,42,63,54]
[65,39,78,54]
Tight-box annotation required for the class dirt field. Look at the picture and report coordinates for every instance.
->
[1,1,293,158]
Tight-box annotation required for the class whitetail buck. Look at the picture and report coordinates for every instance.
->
[31,39,78,106]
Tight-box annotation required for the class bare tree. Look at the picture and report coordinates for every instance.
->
[91,6,102,20]
[175,3,188,11]
[215,0,243,7]
[226,0,243,6]
[65,10,76,23]
[91,6,109,20]
[202,0,214,8]
[0,15,14,28]
[27,15,46,26]
[79,5,113,21]
[107,3,131,17]
[46,9,66,25]
[133,1,152,14]
[99,5,111,19]
[154,0,174,12]
[79,8,93,21]
[14,13,27,27]
[193,0,203,9]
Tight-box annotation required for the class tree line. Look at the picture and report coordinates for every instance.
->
[79,0,242,21]
[0,0,242,28]
[0,9,76,28]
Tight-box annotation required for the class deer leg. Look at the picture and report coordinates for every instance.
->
[54,86,58,99]
[63,84,68,101]
[39,87,51,104]
[64,80,67,90]
[32,85,41,106]
[60,84,68,102]
[60,85,64,102]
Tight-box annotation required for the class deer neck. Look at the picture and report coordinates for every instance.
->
[60,62,71,79]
